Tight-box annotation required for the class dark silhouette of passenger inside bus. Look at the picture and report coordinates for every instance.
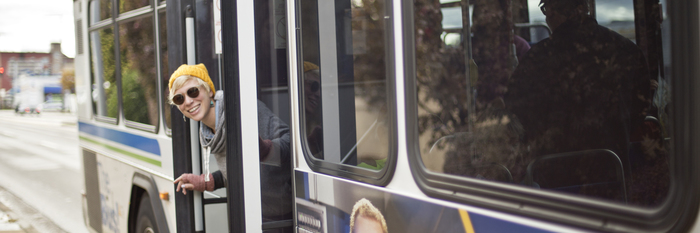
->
[168,64,293,220]
[303,61,324,159]
[504,0,651,182]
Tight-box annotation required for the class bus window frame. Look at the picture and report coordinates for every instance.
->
[155,6,171,136]
[88,17,119,124]
[117,13,158,133]
[402,0,700,232]
[117,7,161,134]
[88,0,168,134]
[295,0,398,186]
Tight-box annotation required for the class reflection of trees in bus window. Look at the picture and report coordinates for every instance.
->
[119,16,158,127]
[159,11,171,130]
[119,0,150,14]
[90,27,117,119]
[414,0,469,173]
[300,0,391,169]
[414,0,669,207]
[90,0,112,24]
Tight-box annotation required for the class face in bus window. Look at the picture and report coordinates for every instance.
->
[542,1,582,32]
[304,69,321,116]
[174,79,214,123]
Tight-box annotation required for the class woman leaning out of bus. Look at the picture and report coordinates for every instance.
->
[168,63,282,195]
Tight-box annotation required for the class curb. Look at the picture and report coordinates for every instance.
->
[0,187,67,233]
[0,208,25,233]
[0,203,24,233]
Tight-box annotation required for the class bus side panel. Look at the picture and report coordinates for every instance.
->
[80,138,173,232]
[82,149,103,232]
[91,153,175,233]
[94,153,135,233]
[294,170,577,233]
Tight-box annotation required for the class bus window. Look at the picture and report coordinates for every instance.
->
[254,0,294,227]
[525,0,637,43]
[119,0,150,14]
[412,0,669,207]
[594,0,636,42]
[299,0,395,179]
[92,0,111,22]
[158,10,170,132]
[120,16,159,130]
[89,26,118,121]
[440,3,464,48]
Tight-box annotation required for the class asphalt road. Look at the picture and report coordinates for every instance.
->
[0,110,88,233]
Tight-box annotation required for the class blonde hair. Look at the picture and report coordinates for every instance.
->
[349,198,388,233]
[167,75,212,105]
[168,64,215,95]
[303,61,319,73]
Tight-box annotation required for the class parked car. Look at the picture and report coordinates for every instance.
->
[39,100,63,112]
[15,102,40,115]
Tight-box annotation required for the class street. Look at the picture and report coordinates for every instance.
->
[0,109,88,233]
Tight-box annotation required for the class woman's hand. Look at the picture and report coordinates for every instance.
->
[259,137,273,161]
[174,173,215,195]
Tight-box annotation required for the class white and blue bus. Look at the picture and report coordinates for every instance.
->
[73,0,700,232]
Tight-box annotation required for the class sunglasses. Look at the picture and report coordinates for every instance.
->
[539,3,546,15]
[172,86,200,105]
[309,81,320,92]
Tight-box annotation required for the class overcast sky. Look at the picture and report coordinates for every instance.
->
[0,0,75,57]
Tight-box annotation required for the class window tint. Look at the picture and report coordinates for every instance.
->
[413,0,669,206]
[119,16,159,128]
[300,0,393,172]
[90,26,118,120]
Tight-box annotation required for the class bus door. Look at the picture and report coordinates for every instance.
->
[168,0,229,232]
[170,0,295,232]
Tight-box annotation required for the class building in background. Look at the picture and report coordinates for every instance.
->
[0,43,74,109]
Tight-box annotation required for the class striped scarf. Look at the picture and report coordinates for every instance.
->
[199,91,226,180]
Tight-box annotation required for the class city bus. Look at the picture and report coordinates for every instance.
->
[72,0,700,232]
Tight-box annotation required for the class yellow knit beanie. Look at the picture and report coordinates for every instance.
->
[303,61,319,73]
[169,64,216,95]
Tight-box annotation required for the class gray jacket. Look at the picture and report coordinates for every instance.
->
[200,91,292,218]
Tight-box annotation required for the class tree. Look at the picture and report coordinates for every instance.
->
[61,68,75,93]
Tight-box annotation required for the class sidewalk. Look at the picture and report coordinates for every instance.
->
[0,187,67,233]
[0,208,23,233]
[0,201,24,233]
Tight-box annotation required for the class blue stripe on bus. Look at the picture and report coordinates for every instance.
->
[304,172,309,200]
[470,212,552,233]
[78,122,161,156]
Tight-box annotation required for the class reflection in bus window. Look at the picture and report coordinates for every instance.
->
[414,0,669,206]
[254,0,293,227]
[120,17,159,127]
[90,27,117,120]
[91,0,112,23]
[119,0,150,14]
[300,0,391,170]
[159,10,171,130]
